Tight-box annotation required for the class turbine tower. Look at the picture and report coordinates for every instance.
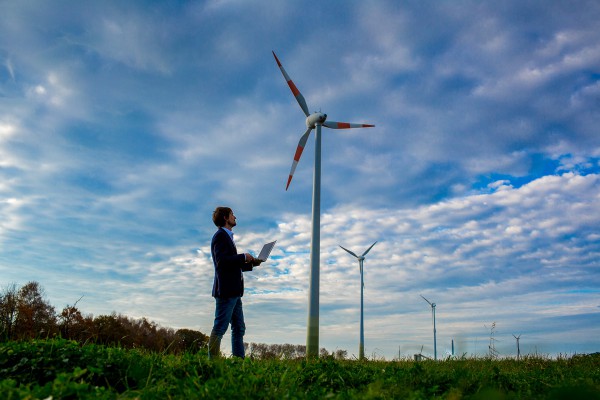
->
[273,51,374,357]
[339,241,377,360]
[420,295,437,361]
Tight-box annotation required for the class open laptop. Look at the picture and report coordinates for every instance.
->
[255,240,277,262]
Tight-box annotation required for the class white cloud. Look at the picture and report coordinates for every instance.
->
[46,172,595,358]
[0,120,17,142]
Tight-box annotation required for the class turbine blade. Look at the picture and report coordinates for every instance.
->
[339,245,359,258]
[361,241,378,257]
[272,51,310,117]
[286,127,312,190]
[420,294,433,306]
[323,121,375,129]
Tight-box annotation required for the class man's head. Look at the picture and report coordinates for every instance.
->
[213,206,236,229]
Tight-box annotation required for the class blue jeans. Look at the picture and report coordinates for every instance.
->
[211,297,246,358]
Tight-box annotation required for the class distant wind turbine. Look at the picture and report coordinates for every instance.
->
[420,294,437,361]
[339,241,377,360]
[513,333,521,360]
[273,51,374,357]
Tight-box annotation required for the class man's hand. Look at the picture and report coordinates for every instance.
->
[245,253,262,266]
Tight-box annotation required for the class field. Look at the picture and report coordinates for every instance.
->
[1,339,599,399]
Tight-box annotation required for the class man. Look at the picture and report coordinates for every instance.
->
[208,206,260,359]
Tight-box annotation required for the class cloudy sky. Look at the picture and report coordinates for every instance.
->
[1,0,599,359]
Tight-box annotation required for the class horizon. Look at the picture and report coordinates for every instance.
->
[4,279,593,361]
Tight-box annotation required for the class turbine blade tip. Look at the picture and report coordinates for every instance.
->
[272,51,281,66]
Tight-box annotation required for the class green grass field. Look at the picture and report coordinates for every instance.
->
[1,339,599,399]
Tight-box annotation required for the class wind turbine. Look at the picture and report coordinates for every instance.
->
[420,295,437,360]
[339,241,377,360]
[273,51,374,357]
[513,333,521,360]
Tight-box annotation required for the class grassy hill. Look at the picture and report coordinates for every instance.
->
[1,339,599,399]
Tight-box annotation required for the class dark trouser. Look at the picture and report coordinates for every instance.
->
[208,296,245,358]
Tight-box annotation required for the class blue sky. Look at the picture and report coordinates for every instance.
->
[1,0,599,359]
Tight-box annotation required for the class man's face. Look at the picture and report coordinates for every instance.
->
[225,211,237,228]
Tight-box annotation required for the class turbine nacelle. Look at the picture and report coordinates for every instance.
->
[306,112,327,128]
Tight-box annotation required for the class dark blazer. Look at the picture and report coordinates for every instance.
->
[211,227,253,298]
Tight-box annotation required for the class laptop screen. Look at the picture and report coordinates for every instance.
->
[257,240,277,261]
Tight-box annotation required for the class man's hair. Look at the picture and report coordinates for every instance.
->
[212,206,232,227]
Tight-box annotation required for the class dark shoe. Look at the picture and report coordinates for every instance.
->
[208,333,222,359]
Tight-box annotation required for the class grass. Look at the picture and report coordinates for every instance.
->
[1,339,599,399]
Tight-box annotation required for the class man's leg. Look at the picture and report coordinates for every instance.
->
[230,297,246,358]
[208,297,237,359]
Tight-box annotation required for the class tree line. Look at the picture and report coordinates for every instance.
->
[0,281,207,354]
[0,281,348,359]
[246,342,348,360]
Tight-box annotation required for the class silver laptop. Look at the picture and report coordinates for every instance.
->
[256,240,277,262]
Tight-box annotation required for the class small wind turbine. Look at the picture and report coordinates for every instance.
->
[420,294,437,361]
[339,241,377,360]
[273,51,374,357]
[513,333,521,360]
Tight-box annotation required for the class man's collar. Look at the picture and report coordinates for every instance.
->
[222,227,234,240]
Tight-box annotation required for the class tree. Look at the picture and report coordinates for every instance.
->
[93,313,128,346]
[59,297,87,341]
[175,328,208,353]
[334,349,348,360]
[15,281,57,339]
[0,284,19,340]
